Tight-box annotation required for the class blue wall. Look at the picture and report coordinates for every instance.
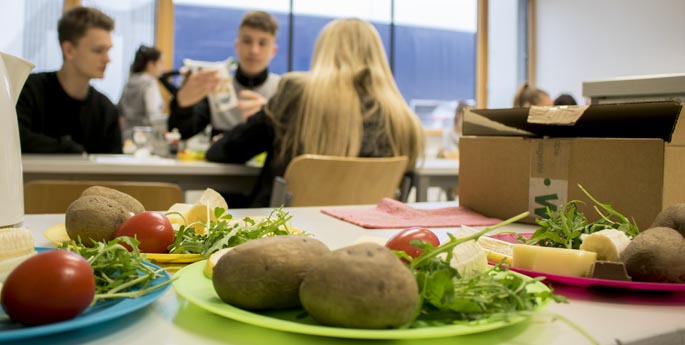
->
[174,5,475,102]
[394,26,475,101]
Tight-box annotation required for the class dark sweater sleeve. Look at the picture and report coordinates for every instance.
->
[205,110,274,163]
[101,99,123,154]
[167,96,211,140]
[16,76,84,153]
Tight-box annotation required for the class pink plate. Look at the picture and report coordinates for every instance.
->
[507,266,685,292]
[488,232,685,292]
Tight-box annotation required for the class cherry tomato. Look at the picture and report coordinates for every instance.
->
[115,211,175,253]
[386,227,440,260]
[1,250,95,326]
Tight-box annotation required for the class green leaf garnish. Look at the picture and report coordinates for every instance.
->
[398,212,567,327]
[167,207,299,258]
[527,184,639,249]
[58,237,173,303]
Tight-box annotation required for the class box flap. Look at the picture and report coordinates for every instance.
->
[464,101,682,142]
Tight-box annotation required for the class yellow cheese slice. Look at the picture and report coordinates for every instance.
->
[165,190,228,235]
[512,244,597,277]
[197,188,229,214]
[166,203,211,235]
[477,236,514,265]
[44,224,72,245]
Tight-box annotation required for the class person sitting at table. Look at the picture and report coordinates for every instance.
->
[168,10,281,140]
[16,6,122,154]
[512,81,553,108]
[118,45,165,135]
[205,18,425,208]
[438,101,469,160]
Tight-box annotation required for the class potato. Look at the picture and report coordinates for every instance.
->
[299,242,419,329]
[65,195,131,246]
[81,186,144,214]
[212,235,329,310]
[621,227,685,283]
[651,204,685,235]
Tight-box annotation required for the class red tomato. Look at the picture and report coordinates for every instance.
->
[386,227,440,259]
[1,250,95,326]
[115,211,175,253]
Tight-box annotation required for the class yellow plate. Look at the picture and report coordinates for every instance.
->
[43,224,203,264]
[45,215,302,265]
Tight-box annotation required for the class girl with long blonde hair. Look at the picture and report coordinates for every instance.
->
[206,18,424,207]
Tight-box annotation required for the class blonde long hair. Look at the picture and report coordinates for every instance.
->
[275,18,423,169]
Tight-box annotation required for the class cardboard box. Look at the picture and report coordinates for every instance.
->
[459,101,685,230]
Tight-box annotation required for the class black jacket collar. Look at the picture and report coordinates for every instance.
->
[235,65,269,87]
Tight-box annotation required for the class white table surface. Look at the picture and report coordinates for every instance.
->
[17,203,685,345]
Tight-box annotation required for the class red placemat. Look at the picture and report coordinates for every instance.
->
[321,198,501,229]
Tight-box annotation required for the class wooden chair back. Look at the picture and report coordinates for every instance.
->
[24,180,184,214]
[271,155,409,207]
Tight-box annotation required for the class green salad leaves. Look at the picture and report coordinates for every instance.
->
[59,237,170,301]
[528,185,640,249]
[56,207,297,302]
[167,207,295,258]
[404,212,566,327]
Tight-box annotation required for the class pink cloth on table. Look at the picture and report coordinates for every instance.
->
[320,198,501,229]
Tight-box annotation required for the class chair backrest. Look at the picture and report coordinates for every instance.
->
[24,180,184,214]
[272,155,409,207]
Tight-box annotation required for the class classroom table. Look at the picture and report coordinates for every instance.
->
[21,155,459,203]
[414,158,459,202]
[16,203,685,345]
[22,154,260,194]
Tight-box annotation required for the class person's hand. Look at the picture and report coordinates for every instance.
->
[176,69,221,107]
[237,90,267,119]
[211,133,224,143]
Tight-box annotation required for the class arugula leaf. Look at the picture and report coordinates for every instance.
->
[59,237,172,301]
[401,212,567,327]
[167,207,297,257]
[527,184,639,249]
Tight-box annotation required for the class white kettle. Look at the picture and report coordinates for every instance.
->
[0,52,34,228]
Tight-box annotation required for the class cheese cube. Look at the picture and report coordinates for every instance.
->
[512,244,597,277]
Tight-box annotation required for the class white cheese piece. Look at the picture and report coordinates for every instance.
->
[450,228,489,278]
[579,229,631,262]
[512,244,597,277]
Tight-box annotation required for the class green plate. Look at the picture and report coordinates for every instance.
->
[173,261,551,340]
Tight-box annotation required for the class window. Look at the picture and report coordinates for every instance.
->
[291,0,391,71]
[394,0,477,128]
[487,0,528,109]
[173,0,290,74]
[0,0,63,72]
